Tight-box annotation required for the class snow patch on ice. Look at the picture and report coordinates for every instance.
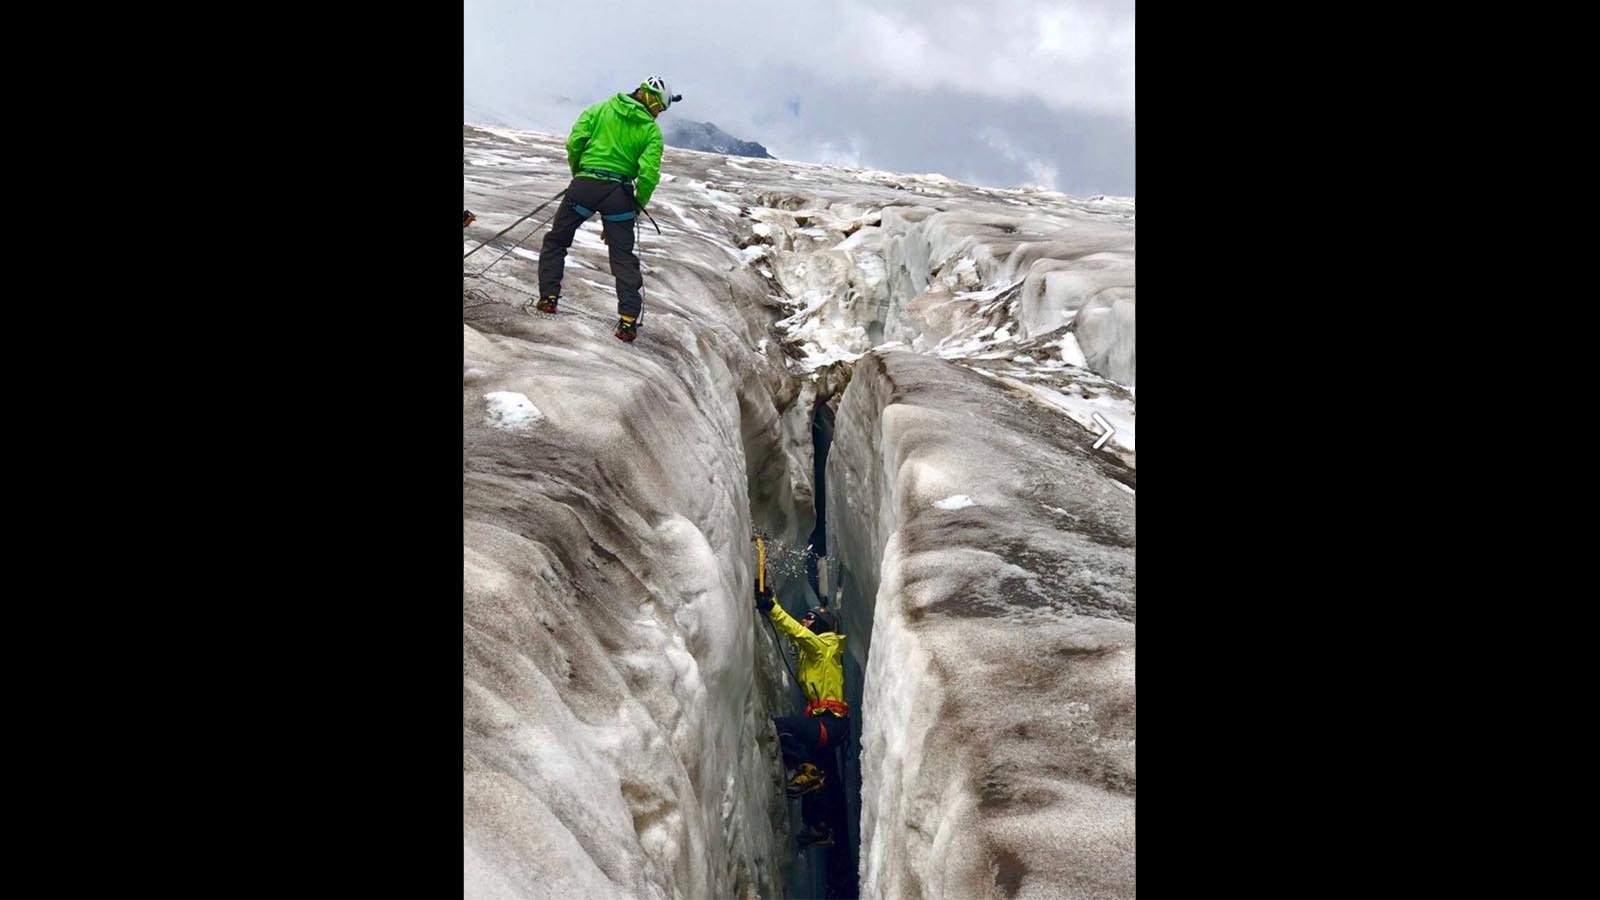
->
[934,495,977,510]
[484,391,542,431]
[1060,332,1089,368]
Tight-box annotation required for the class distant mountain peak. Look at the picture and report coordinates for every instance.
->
[662,119,776,160]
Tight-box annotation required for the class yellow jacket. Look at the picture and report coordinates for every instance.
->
[768,603,849,716]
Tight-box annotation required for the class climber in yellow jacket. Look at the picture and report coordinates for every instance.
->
[755,583,848,850]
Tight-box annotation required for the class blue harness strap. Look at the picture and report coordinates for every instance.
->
[570,205,633,222]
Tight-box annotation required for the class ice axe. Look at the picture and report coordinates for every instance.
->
[754,534,799,685]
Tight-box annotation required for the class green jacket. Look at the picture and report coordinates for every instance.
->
[566,93,665,209]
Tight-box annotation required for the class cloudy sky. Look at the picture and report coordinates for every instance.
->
[464,0,1134,198]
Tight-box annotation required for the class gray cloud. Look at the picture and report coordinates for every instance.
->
[464,0,1134,196]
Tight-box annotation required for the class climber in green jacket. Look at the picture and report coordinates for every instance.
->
[535,76,680,343]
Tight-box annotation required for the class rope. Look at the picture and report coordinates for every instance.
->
[466,271,626,328]
[768,617,800,689]
[756,537,800,689]
[462,287,499,309]
[463,203,565,279]
[462,189,566,261]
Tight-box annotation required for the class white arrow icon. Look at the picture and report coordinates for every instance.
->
[1092,413,1115,450]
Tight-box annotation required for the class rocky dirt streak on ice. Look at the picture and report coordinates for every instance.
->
[830,351,1135,900]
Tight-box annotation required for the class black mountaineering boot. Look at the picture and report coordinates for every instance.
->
[786,763,825,798]
[796,823,834,850]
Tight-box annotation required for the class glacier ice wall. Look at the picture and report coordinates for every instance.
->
[829,351,1136,900]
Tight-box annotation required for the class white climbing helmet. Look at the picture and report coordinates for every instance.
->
[640,75,676,109]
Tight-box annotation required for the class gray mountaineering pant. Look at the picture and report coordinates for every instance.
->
[538,176,644,319]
